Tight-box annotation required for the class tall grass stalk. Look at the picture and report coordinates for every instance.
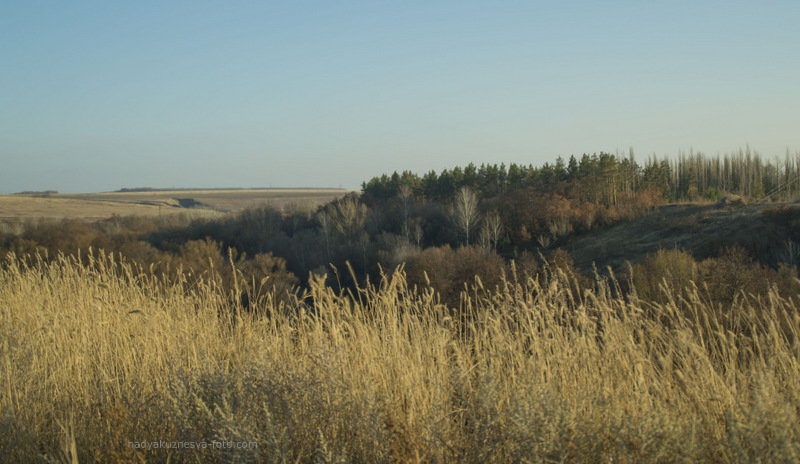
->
[1,252,798,463]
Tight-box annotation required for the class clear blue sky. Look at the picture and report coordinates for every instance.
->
[2,0,799,193]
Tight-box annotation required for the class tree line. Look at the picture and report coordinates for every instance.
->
[363,148,800,204]
[3,148,800,308]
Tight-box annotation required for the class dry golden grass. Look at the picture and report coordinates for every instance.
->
[1,252,799,463]
[0,195,179,220]
[0,189,352,221]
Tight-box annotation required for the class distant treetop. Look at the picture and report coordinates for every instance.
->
[361,149,800,205]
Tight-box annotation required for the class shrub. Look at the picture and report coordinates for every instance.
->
[631,249,699,304]
[405,245,506,306]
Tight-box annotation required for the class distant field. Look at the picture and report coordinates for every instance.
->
[0,188,352,221]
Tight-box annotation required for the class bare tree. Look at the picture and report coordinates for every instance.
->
[330,197,370,277]
[480,211,504,252]
[316,210,333,261]
[332,196,368,240]
[316,196,368,261]
[478,226,491,251]
[411,218,424,247]
[452,186,479,246]
[398,184,413,241]
[537,234,552,249]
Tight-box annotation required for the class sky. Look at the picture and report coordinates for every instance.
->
[1,0,799,193]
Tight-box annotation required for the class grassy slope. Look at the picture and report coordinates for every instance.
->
[565,201,800,273]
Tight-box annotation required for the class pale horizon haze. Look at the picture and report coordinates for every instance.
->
[2,0,799,193]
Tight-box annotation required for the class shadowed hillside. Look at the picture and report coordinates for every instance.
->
[566,200,800,273]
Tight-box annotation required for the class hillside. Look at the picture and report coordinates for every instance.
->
[565,199,800,273]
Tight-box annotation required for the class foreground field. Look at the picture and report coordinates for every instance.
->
[1,253,799,463]
[0,188,351,221]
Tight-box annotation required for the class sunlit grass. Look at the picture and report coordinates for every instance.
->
[1,252,799,463]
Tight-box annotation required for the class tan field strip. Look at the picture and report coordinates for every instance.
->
[0,196,170,220]
[0,189,353,220]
